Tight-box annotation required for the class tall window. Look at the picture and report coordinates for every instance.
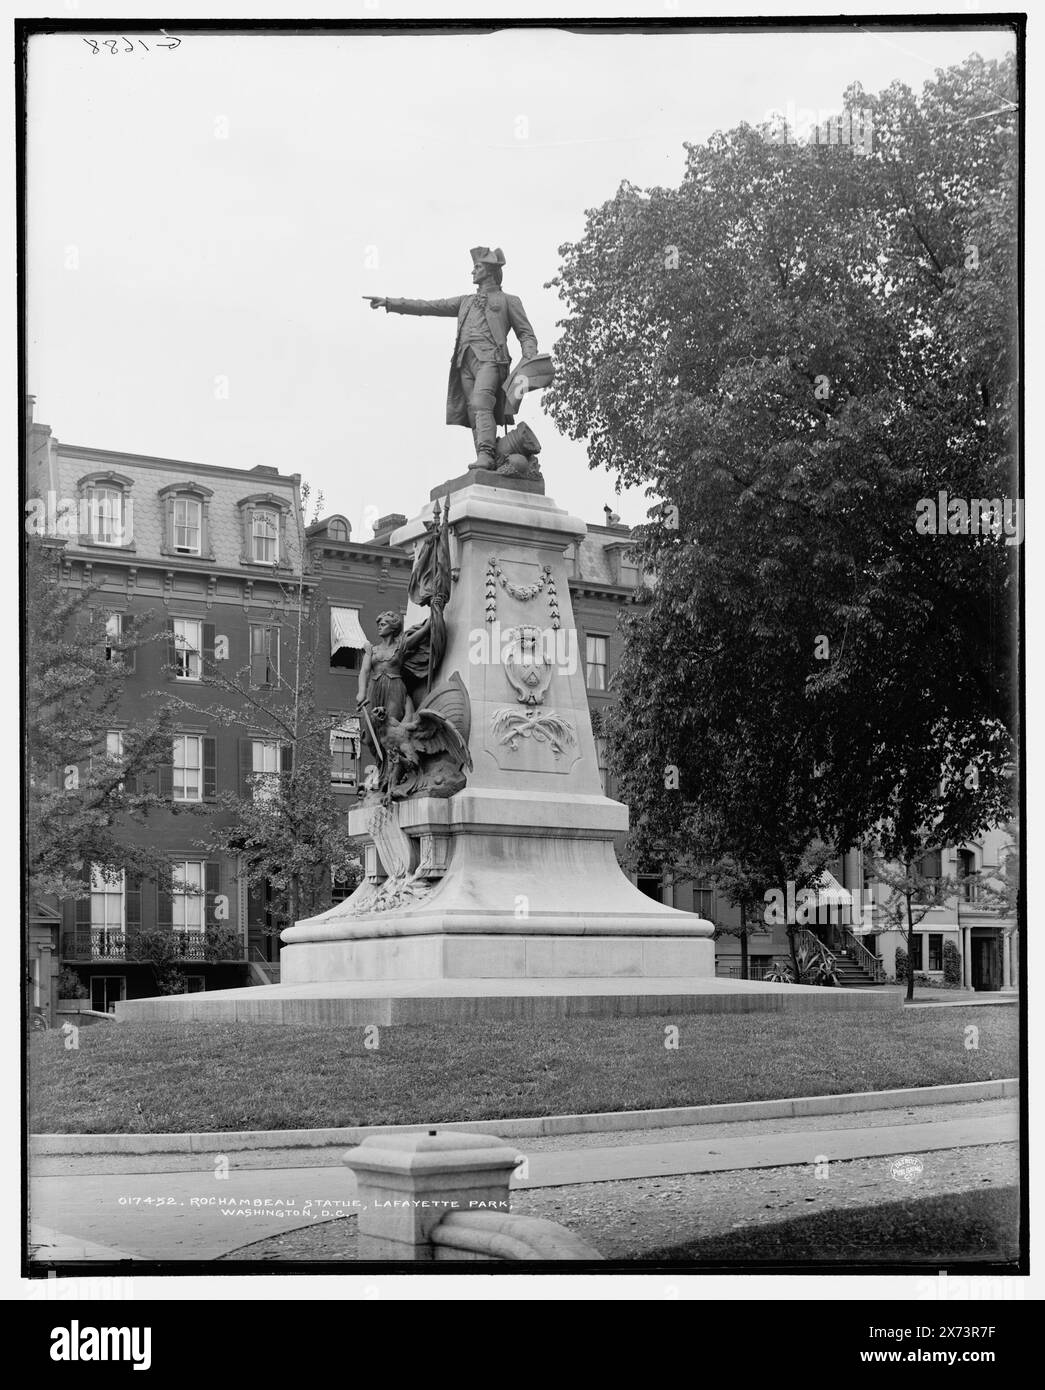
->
[693,881,715,919]
[331,720,361,788]
[250,625,280,688]
[958,847,980,902]
[916,849,942,880]
[174,497,202,555]
[927,933,944,971]
[173,619,203,680]
[87,486,124,545]
[252,740,281,803]
[172,861,205,932]
[252,509,279,564]
[102,731,124,791]
[331,864,354,904]
[173,735,203,802]
[585,635,608,691]
[105,613,123,663]
[90,865,125,930]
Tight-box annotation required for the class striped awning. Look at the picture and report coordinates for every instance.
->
[330,717,361,755]
[330,607,367,655]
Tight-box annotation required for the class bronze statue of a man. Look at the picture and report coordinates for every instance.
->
[366,246,539,471]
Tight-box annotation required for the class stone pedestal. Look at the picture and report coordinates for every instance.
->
[344,1131,518,1261]
[281,476,715,987]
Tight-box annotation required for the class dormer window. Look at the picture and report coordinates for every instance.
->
[328,518,349,542]
[90,487,123,544]
[252,509,279,564]
[174,497,202,554]
[237,493,292,569]
[76,471,135,550]
[159,482,214,561]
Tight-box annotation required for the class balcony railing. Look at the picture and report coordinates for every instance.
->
[61,930,245,963]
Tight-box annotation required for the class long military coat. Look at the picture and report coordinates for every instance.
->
[384,291,539,427]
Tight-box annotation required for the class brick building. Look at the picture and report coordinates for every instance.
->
[25,407,1014,1017]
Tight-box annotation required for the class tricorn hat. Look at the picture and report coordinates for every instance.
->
[470,245,506,268]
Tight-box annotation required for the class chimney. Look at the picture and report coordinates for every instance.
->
[371,512,408,545]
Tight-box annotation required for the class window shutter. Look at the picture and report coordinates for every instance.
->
[158,755,173,800]
[280,743,293,776]
[164,619,176,677]
[202,623,216,672]
[205,861,221,928]
[268,627,279,685]
[159,495,175,556]
[75,883,92,928]
[278,511,289,567]
[121,625,136,674]
[201,500,214,561]
[240,738,255,796]
[126,873,143,933]
[250,633,268,687]
[203,737,217,801]
[87,606,105,662]
[156,878,173,930]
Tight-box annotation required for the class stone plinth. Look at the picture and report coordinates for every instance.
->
[281,476,716,990]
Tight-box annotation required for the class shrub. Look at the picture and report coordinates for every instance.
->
[894,946,908,982]
[56,967,88,1000]
[943,939,962,986]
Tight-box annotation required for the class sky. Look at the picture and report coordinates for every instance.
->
[26,22,1016,535]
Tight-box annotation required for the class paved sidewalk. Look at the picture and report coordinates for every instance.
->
[30,1099,1017,1263]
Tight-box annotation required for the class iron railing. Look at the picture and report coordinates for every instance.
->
[716,963,774,981]
[61,930,245,962]
[839,927,888,983]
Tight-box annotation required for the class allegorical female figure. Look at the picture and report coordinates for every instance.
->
[358,610,424,717]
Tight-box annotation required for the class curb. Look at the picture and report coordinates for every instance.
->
[30,1078,1019,1157]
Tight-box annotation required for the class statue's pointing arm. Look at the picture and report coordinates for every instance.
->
[384,296,464,317]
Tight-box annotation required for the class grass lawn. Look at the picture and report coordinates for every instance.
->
[29,1007,1017,1135]
[644,1188,1020,1264]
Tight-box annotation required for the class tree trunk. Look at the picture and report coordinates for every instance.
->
[905,891,916,1002]
[787,925,800,981]
[739,900,750,981]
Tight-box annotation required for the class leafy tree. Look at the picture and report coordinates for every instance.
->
[25,535,175,901]
[549,53,1018,914]
[868,852,956,1001]
[975,816,1019,919]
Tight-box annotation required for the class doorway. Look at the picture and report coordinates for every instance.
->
[90,975,126,1013]
[971,935,1001,992]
